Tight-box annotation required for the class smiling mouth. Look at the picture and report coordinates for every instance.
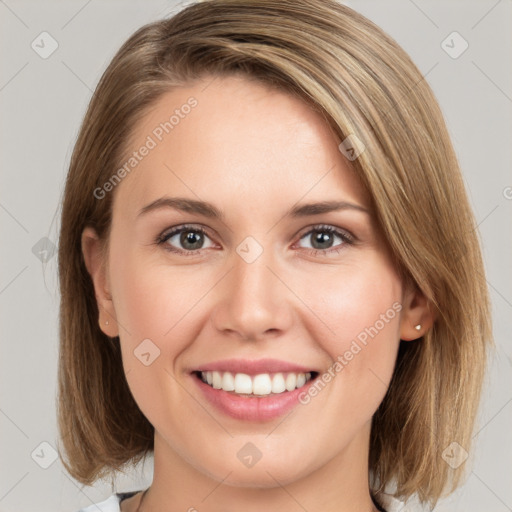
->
[193,370,319,397]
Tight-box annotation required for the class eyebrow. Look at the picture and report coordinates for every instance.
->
[137,196,370,220]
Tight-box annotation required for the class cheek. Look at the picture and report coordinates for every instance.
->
[107,247,204,418]
[301,258,402,401]
[109,247,207,341]
[300,255,402,335]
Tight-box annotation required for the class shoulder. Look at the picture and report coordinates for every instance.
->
[76,492,140,512]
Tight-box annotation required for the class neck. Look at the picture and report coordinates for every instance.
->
[141,422,378,512]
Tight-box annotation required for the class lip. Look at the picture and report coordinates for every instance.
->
[191,372,318,421]
[191,358,317,375]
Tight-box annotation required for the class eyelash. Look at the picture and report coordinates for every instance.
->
[155,224,355,258]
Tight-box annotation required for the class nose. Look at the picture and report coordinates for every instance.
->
[210,244,294,342]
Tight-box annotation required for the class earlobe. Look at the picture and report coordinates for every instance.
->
[81,227,119,338]
[399,285,435,341]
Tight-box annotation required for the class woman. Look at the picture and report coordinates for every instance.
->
[57,1,492,511]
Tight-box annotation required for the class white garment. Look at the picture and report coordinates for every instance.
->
[377,491,409,511]
[77,491,140,512]
[77,490,406,512]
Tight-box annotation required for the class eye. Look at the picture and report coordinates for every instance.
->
[156,225,215,255]
[156,223,354,257]
[295,224,353,255]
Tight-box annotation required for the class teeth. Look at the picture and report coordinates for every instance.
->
[285,372,297,391]
[234,373,253,394]
[212,371,222,389]
[200,370,314,395]
[252,374,272,395]
[221,371,235,391]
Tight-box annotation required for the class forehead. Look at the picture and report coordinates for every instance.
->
[113,75,369,220]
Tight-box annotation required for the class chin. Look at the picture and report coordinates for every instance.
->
[194,447,319,488]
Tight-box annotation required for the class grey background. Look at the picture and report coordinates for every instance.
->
[1,1,511,511]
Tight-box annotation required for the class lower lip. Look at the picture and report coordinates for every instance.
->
[192,373,316,421]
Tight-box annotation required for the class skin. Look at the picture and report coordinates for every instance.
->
[82,75,432,512]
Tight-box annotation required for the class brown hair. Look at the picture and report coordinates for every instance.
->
[57,0,493,507]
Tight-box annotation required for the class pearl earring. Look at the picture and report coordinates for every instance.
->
[105,320,109,326]
[414,324,421,331]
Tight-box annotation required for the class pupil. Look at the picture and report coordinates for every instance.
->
[181,231,203,250]
[313,231,332,249]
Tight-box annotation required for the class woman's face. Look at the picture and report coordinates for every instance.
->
[87,75,413,486]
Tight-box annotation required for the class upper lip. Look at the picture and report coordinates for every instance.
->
[192,358,318,376]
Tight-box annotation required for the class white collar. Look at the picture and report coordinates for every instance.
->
[374,491,407,511]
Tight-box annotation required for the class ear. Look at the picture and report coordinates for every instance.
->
[81,227,119,338]
[399,284,435,341]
